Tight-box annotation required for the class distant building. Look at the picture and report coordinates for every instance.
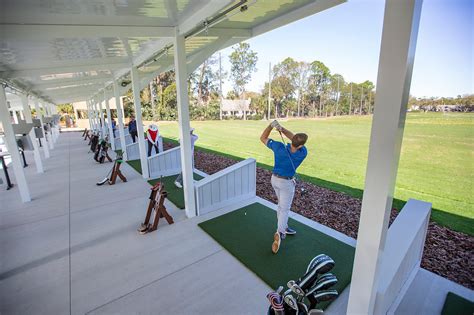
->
[221,99,252,118]
[409,104,472,112]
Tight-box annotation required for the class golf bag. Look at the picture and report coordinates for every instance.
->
[90,134,99,152]
[267,254,338,315]
[94,139,109,163]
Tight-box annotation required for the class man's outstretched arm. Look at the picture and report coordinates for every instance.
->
[260,123,273,145]
[279,126,294,141]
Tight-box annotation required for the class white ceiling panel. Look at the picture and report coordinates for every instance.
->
[0,0,345,104]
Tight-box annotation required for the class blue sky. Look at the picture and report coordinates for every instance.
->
[219,0,473,98]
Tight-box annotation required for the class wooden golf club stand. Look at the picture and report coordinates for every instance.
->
[108,158,127,185]
[138,180,173,234]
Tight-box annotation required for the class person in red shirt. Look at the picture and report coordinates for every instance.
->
[146,124,160,157]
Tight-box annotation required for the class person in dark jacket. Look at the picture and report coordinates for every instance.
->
[128,115,137,143]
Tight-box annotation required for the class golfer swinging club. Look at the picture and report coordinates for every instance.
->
[260,120,308,254]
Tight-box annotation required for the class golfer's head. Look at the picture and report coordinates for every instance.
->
[130,115,135,120]
[291,133,308,149]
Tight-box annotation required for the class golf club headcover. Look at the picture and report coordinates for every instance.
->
[308,289,339,310]
[305,273,338,296]
[296,254,335,291]
[266,292,285,315]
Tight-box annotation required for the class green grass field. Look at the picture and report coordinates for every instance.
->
[155,112,473,235]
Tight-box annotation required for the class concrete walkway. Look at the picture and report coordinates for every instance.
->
[1,132,472,315]
[0,133,269,315]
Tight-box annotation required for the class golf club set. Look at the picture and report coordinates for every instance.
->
[267,254,338,315]
[84,128,112,164]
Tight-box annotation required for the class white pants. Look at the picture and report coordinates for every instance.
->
[271,175,296,234]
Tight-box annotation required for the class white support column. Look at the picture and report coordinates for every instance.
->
[34,100,50,159]
[12,110,19,124]
[346,0,423,314]
[45,103,54,150]
[174,27,196,218]
[90,99,98,131]
[0,87,31,202]
[48,104,57,143]
[113,81,127,159]
[94,98,100,133]
[21,95,44,173]
[98,94,106,138]
[86,100,93,130]
[130,66,149,179]
[104,86,115,150]
[73,105,79,122]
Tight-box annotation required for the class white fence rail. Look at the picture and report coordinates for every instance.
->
[195,158,256,216]
[114,134,132,150]
[148,146,181,178]
[125,140,147,161]
[374,199,431,314]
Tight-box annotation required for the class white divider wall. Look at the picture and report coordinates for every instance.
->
[125,140,147,161]
[374,199,431,314]
[114,134,132,150]
[195,158,256,216]
[148,146,181,178]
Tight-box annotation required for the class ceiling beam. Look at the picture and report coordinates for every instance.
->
[0,24,175,40]
[33,76,113,89]
[3,62,128,78]
[4,56,129,72]
[178,0,233,35]
[199,28,252,38]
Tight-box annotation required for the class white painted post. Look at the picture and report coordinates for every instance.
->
[98,95,106,138]
[174,27,196,218]
[86,100,93,130]
[113,81,127,159]
[34,100,50,159]
[21,95,44,173]
[48,104,57,143]
[130,66,149,178]
[73,105,79,123]
[0,86,31,202]
[93,97,100,132]
[104,85,115,150]
[12,110,19,124]
[90,99,98,131]
[346,0,423,314]
[44,103,54,150]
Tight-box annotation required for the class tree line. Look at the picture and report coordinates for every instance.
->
[59,42,471,120]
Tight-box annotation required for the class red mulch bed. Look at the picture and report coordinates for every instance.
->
[168,141,474,289]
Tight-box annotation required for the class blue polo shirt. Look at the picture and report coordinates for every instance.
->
[267,139,307,177]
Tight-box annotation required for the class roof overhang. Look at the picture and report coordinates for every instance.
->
[0,0,346,105]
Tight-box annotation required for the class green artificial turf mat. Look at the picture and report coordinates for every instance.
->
[126,159,142,174]
[148,173,203,209]
[441,292,474,315]
[198,203,355,310]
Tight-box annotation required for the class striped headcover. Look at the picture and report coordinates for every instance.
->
[267,292,284,311]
